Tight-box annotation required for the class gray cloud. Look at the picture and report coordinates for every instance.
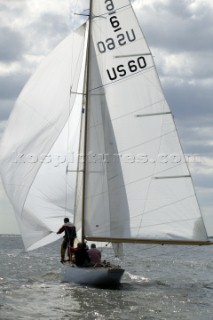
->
[0,72,30,100]
[139,0,213,54]
[156,52,213,81]
[0,1,27,13]
[0,72,30,128]
[0,26,26,63]
[193,173,213,190]
[163,81,213,156]
[30,12,70,44]
[0,100,14,121]
[38,12,71,33]
[0,1,28,63]
[178,124,213,156]
[165,82,213,122]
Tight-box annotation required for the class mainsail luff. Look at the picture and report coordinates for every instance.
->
[72,25,89,243]
[81,0,93,244]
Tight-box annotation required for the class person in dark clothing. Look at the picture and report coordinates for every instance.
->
[57,218,76,263]
[70,242,91,267]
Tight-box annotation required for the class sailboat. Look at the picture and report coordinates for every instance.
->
[0,0,212,287]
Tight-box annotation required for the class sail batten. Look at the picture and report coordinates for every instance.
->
[135,112,172,117]
[115,53,152,57]
[155,175,191,179]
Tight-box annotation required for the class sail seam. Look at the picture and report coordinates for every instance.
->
[87,98,167,125]
[87,124,176,152]
[131,194,195,218]
[130,216,202,229]
[118,129,176,153]
[115,53,152,58]
[84,160,190,201]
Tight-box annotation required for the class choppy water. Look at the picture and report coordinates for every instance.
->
[1,235,213,319]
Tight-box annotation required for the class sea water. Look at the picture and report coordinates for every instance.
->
[0,235,213,320]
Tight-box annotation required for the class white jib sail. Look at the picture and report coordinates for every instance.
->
[0,25,87,250]
[84,0,208,242]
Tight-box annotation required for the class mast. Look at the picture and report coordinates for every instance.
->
[81,0,92,243]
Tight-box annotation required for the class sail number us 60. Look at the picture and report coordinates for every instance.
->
[107,56,147,81]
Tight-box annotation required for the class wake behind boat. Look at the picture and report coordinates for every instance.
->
[1,0,213,288]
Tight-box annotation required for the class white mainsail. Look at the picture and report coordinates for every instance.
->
[0,0,210,252]
[84,0,208,243]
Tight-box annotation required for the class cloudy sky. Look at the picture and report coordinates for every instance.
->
[0,0,212,234]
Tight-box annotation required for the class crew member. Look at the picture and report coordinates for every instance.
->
[57,218,76,263]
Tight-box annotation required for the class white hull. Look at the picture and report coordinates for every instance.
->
[62,264,125,288]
